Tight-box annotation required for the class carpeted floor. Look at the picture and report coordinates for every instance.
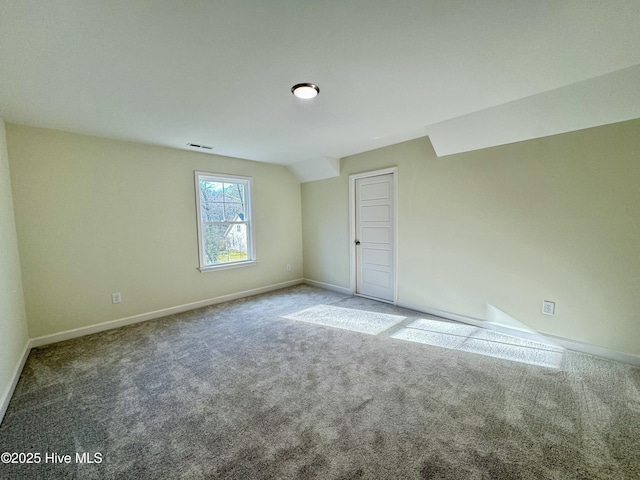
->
[1,285,639,479]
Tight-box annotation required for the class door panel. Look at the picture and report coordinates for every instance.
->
[361,205,391,221]
[356,173,395,302]
[360,181,390,200]
[361,226,390,243]
[361,248,391,266]
[361,268,391,289]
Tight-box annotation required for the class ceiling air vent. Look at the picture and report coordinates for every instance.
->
[187,143,213,150]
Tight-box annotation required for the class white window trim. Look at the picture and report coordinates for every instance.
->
[194,171,256,271]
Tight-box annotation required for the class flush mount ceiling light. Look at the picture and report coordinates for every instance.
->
[291,83,320,99]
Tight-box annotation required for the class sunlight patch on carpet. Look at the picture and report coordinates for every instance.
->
[284,305,406,335]
[391,318,564,368]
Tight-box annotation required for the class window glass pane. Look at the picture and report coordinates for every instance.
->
[224,202,245,221]
[224,222,248,262]
[200,181,224,201]
[197,173,252,269]
[202,224,227,266]
[201,202,224,222]
[224,183,245,203]
[202,223,248,266]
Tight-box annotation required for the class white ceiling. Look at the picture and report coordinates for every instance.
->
[1,1,639,175]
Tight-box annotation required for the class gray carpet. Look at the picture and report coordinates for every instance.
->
[1,285,639,479]
[284,304,406,335]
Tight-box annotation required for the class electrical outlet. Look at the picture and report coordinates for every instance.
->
[286,264,291,271]
[112,292,122,304]
[542,300,555,315]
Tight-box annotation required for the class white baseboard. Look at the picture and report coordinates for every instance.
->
[398,301,559,346]
[30,279,304,348]
[9,280,639,426]
[0,339,30,426]
[397,300,640,367]
[303,278,352,296]
[542,334,640,367]
[303,283,640,366]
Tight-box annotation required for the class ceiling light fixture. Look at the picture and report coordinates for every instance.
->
[291,83,320,99]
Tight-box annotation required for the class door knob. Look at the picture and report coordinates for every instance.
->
[355,240,361,245]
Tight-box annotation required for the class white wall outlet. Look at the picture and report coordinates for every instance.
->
[112,292,122,304]
[286,264,292,271]
[542,300,555,315]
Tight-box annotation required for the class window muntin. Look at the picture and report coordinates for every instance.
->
[195,172,254,270]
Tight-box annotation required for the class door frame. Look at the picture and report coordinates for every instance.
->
[349,167,398,304]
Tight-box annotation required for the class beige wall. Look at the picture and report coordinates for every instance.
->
[0,119,29,416]
[5,119,640,356]
[7,124,303,338]
[302,119,640,356]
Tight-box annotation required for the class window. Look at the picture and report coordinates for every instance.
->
[195,172,255,270]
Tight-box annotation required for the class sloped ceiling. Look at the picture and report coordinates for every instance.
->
[0,1,639,181]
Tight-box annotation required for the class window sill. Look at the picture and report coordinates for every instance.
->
[198,260,257,273]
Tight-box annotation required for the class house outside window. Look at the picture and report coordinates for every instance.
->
[195,171,255,270]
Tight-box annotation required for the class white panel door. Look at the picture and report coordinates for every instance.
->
[355,173,395,302]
